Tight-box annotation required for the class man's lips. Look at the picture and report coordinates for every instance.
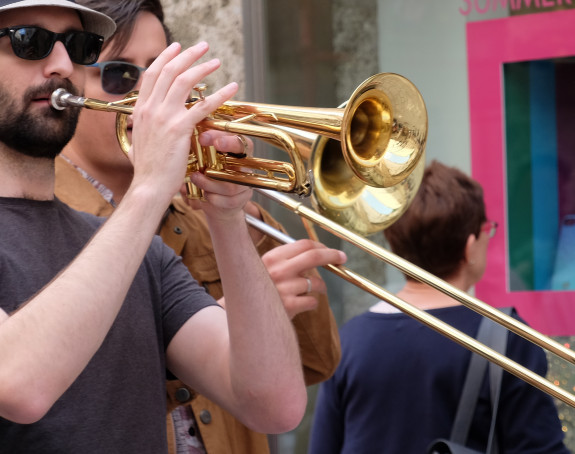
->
[31,95,53,106]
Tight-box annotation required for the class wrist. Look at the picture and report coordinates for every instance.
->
[119,184,173,226]
[244,201,263,220]
[206,209,251,241]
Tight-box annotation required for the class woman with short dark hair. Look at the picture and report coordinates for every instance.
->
[310,160,569,453]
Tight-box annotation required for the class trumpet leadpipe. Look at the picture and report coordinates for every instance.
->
[50,88,135,114]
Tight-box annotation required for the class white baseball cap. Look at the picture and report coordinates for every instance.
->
[0,0,116,39]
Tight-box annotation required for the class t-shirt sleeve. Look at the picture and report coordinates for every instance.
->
[151,236,221,349]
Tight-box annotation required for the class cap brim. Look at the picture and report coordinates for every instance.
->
[0,0,116,39]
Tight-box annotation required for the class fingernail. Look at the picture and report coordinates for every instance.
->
[207,58,220,68]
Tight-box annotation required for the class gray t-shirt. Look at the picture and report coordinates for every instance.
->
[0,197,218,453]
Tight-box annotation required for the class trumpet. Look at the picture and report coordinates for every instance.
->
[50,72,428,213]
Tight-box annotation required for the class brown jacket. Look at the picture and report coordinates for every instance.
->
[55,156,341,454]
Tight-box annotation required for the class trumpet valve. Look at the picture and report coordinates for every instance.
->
[184,176,205,201]
[193,83,207,101]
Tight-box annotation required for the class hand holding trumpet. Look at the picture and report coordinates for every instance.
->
[127,41,244,218]
[181,129,254,213]
[181,129,347,320]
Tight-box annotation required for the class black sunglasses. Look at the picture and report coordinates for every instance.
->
[0,26,103,65]
[89,61,147,95]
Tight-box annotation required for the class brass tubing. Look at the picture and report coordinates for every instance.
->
[219,73,427,189]
[201,119,311,197]
[50,90,312,197]
[51,88,135,114]
[254,188,575,365]
[51,71,428,190]
[245,210,575,407]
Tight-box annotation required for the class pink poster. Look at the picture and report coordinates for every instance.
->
[468,9,575,334]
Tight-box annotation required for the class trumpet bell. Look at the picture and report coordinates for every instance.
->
[217,73,427,190]
[342,73,427,188]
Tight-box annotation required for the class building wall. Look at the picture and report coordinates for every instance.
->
[162,0,247,100]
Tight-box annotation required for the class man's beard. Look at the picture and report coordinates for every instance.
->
[0,80,82,159]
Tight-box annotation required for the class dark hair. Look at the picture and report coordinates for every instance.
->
[384,160,487,280]
[77,0,173,56]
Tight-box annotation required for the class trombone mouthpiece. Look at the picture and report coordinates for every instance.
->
[50,88,86,111]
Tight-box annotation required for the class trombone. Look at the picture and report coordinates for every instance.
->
[248,189,575,408]
[50,73,575,406]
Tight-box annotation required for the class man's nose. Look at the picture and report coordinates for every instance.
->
[42,41,74,79]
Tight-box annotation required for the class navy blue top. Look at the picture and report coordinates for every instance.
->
[309,305,570,454]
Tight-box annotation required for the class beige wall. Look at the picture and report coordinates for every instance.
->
[162,0,247,100]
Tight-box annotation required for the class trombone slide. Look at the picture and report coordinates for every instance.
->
[247,190,575,408]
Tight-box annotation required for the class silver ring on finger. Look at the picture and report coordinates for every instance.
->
[305,277,312,294]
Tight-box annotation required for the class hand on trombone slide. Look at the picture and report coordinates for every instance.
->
[213,237,346,319]
[260,239,346,319]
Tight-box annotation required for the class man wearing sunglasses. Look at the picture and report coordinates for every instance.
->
[55,1,344,453]
[0,1,317,452]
